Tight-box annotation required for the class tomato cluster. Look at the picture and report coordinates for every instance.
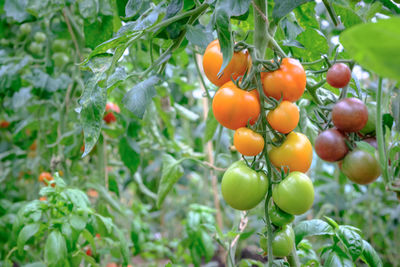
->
[315,96,381,185]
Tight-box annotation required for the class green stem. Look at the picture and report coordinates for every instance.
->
[376,78,390,185]
[287,242,300,267]
[192,49,211,100]
[253,0,268,58]
[322,0,340,26]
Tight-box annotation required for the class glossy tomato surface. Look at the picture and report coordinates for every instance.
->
[233,127,264,156]
[269,132,313,173]
[212,81,260,130]
[269,204,294,227]
[202,40,249,87]
[272,171,314,215]
[260,225,295,257]
[315,129,349,162]
[341,149,381,185]
[326,63,351,88]
[267,101,299,134]
[221,161,268,210]
[261,58,306,102]
[332,98,368,132]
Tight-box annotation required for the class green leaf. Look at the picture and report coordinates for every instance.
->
[199,230,215,261]
[186,24,214,50]
[95,214,114,234]
[119,136,140,174]
[125,0,150,18]
[23,263,46,267]
[64,188,90,210]
[70,214,87,231]
[215,0,252,17]
[84,16,114,50]
[25,0,64,18]
[324,247,354,267]
[337,225,363,261]
[17,223,40,254]
[81,229,96,254]
[340,17,400,82]
[273,0,313,20]
[391,93,400,131]
[214,8,233,76]
[156,154,184,208]
[79,0,98,20]
[377,0,400,14]
[333,4,363,28]
[174,103,199,121]
[4,0,31,22]
[123,76,159,119]
[44,230,67,266]
[204,109,218,142]
[360,240,383,267]
[293,2,318,29]
[294,28,328,61]
[294,219,334,245]
[355,141,376,157]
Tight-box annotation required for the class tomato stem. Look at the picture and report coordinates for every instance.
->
[322,0,340,27]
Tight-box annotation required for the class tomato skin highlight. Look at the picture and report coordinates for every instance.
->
[261,58,306,102]
[221,161,268,210]
[202,40,249,87]
[326,63,351,88]
[103,102,120,124]
[332,98,368,132]
[212,81,260,130]
[272,171,314,215]
[269,132,313,173]
[315,129,349,162]
[341,149,381,185]
[267,101,299,134]
[233,128,264,156]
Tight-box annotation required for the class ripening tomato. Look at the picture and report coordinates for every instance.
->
[38,172,55,187]
[315,129,348,162]
[221,161,268,210]
[326,63,351,88]
[360,102,376,135]
[341,149,381,185]
[261,58,306,102]
[273,172,314,215]
[269,204,294,227]
[0,120,10,128]
[103,102,121,124]
[39,196,47,201]
[269,132,313,173]
[332,98,368,132]
[202,40,249,87]
[86,248,92,256]
[233,128,264,156]
[52,39,68,52]
[260,225,295,257]
[267,101,299,134]
[212,81,260,130]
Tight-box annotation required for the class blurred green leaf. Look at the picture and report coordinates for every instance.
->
[273,0,312,20]
[17,223,40,254]
[119,136,140,174]
[44,230,67,266]
[337,225,363,261]
[294,219,334,245]
[360,240,383,267]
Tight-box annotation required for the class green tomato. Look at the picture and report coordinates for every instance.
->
[221,161,268,210]
[360,102,376,135]
[20,23,32,35]
[269,204,294,227]
[29,42,43,54]
[259,225,295,257]
[52,39,68,52]
[341,149,381,185]
[272,171,314,215]
[34,32,46,43]
[52,52,69,67]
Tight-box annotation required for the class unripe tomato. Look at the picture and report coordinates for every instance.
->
[273,171,314,215]
[260,225,295,257]
[341,149,381,185]
[261,58,306,102]
[20,23,32,35]
[360,102,376,135]
[212,81,260,130]
[103,102,120,124]
[52,39,68,52]
[326,63,351,88]
[269,204,294,227]
[269,132,313,173]
[0,120,10,128]
[38,172,55,187]
[29,42,43,54]
[315,129,349,162]
[221,161,268,210]
[0,39,10,46]
[202,40,249,87]
[52,52,69,67]
[233,128,264,156]
[332,98,368,132]
[34,32,46,43]
[267,101,299,134]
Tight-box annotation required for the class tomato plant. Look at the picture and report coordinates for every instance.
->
[233,127,264,156]
[341,149,381,185]
[332,98,368,132]
[221,161,268,210]
[267,101,299,134]
[326,63,352,88]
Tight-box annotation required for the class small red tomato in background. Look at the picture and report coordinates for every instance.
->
[326,63,351,88]
[0,120,10,128]
[86,247,92,256]
[38,172,55,187]
[103,102,120,124]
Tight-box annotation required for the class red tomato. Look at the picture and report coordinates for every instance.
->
[326,63,351,88]
[38,172,55,187]
[0,120,10,128]
[103,102,120,124]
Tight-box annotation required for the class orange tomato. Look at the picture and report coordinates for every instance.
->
[212,81,260,130]
[29,140,37,151]
[39,196,47,201]
[267,101,300,134]
[233,128,264,156]
[103,102,120,124]
[203,40,249,87]
[261,58,306,102]
[269,132,313,173]
[38,172,55,187]
[87,189,99,198]
[0,120,10,128]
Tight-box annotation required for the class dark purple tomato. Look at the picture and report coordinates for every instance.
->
[315,129,349,162]
[326,63,351,88]
[332,98,368,132]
